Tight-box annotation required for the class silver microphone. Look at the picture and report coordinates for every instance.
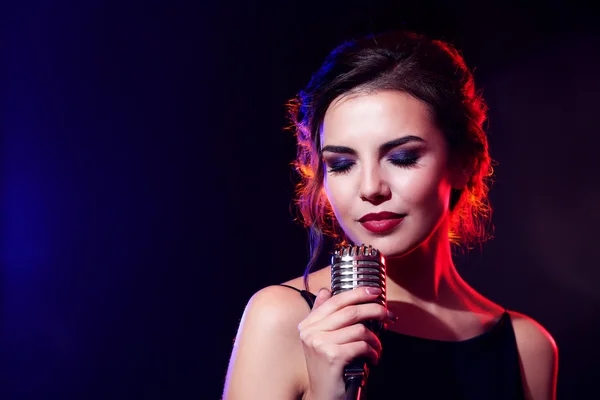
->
[331,244,387,399]
[331,244,386,309]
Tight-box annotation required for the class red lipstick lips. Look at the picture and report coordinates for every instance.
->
[359,211,405,234]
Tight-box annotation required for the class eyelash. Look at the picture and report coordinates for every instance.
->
[326,153,420,175]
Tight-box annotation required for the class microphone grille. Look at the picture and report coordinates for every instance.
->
[331,244,386,307]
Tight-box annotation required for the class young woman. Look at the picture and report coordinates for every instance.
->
[223,31,558,400]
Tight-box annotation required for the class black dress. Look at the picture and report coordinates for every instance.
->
[280,285,525,400]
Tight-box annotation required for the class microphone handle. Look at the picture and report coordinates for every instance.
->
[344,358,369,400]
[331,244,387,400]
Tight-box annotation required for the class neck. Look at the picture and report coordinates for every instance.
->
[384,222,466,310]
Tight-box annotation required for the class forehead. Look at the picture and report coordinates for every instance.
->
[320,90,442,147]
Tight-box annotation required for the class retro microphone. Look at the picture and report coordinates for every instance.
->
[331,244,387,400]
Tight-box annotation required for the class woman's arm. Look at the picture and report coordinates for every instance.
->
[223,285,310,400]
[510,312,559,400]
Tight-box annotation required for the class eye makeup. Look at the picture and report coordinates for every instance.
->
[325,157,355,174]
[387,149,420,167]
[321,136,426,176]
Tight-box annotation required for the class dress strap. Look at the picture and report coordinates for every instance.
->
[279,284,316,309]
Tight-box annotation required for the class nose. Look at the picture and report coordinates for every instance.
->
[359,164,391,204]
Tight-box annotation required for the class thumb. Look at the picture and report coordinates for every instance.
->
[312,287,332,310]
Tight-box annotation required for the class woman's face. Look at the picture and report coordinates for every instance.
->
[321,90,459,258]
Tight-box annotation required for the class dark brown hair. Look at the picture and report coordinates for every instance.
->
[287,31,493,288]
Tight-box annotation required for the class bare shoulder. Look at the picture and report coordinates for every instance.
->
[244,284,313,327]
[508,311,559,400]
[509,310,558,366]
[283,265,332,294]
[223,285,313,399]
[509,311,557,351]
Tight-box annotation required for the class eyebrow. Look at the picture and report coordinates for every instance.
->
[321,135,425,155]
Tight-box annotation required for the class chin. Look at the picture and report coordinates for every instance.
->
[348,234,413,259]
[348,227,433,260]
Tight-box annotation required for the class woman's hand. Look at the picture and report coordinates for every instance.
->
[298,287,397,400]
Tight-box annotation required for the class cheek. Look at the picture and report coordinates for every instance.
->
[324,176,354,215]
[397,168,452,212]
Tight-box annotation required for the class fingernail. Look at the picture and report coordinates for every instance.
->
[387,310,398,321]
[365,287,382,295]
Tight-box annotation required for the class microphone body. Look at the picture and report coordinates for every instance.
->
[331,244,387,400]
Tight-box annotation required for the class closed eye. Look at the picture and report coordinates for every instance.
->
[323,147,422,175]
[326,159,355,175]
[388,150,420,168]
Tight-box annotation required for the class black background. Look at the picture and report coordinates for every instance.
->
[2,1,599,398]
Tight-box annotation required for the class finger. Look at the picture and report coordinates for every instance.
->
[337,341,380,366]
[311,287,332,310]
[298,288,332,334]
[306,287,382,322]
[323,324,383,355]
[317,303,395,332]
